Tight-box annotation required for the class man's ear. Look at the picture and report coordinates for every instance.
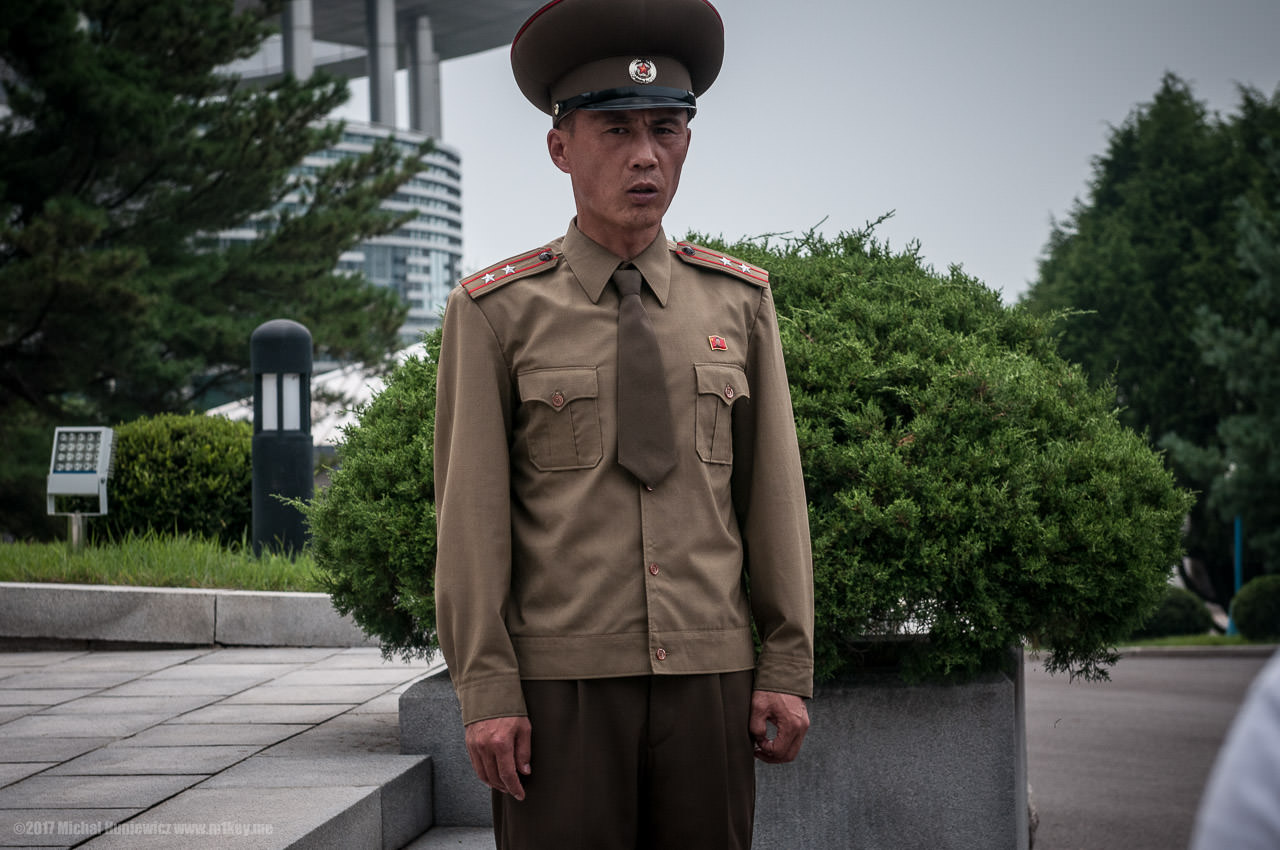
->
[547,127,572,175]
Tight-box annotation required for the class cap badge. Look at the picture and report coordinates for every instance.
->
[629,58,657,85]
[708,335,728,352]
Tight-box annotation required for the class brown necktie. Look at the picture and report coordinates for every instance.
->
[613,265,676,488]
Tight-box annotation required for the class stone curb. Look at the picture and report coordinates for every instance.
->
[0,582,376,648]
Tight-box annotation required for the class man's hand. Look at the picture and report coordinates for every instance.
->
[750,689,810,764]
[464,716,533,800]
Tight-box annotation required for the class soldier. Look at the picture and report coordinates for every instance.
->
[433,0,814,846]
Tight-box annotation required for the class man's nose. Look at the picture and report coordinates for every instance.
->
[629,134,659,168]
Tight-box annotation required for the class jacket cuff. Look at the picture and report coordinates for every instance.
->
[754,652,814,699]
[456,675,529,725]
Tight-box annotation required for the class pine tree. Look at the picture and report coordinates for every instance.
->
[0,0,425,537]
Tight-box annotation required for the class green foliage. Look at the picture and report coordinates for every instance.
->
[1131,586,1214,640]
[308,226,1193,682]
[1021,74,1280,603]
[1231,575,1280,641]
[0,530,320,591]
[1,0,422,538]
[96,413,251,546]
[302,341,440,659]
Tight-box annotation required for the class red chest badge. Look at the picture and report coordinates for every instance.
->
[708,335,728,352]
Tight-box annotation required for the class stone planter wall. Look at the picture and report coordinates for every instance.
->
[400,650,1027,848]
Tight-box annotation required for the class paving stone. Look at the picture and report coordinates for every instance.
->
[266,667,426,687]
[118,723,309,748]
[260,713,399,757]
[0,671,137,690]
[405,827,497,850]
[76,787,374,849]
[184,648,341,665]
[37,695,219,717]
[219,684,388,705]
[318,648,440,670]
[0,653,87,668]
[0,707,37,724]
[0,738,114,764]
[201,754,426,789]
[97,677,264,697]
[165,703,354,725]
[50,651,210,672]
[349,693,400,715]
[45,745,260,776]
[137,664,295,682]
[0,713,170,739]
[0,774,204,809]
[0,809,142,848]
[0,690,98,707]
[0,764,55,789]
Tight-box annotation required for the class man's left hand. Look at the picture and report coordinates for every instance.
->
[749,689,810,764]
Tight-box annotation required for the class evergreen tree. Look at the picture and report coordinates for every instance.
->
[1166,152,1280,575]
[0,0,424,537]
[1022,74,1280,604]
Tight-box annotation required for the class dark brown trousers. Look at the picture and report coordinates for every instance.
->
[492,671,756,850]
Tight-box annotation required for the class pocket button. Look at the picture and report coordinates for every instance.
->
[551,391,566,408]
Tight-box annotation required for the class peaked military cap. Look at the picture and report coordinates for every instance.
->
[511,0,724,124]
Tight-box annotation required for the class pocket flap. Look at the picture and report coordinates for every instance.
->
[518,367,599,411]
[695,363,750,406]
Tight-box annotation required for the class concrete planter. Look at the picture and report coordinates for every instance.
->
[400,649,1028,848]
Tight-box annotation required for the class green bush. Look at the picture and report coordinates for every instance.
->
[97,413,252,546]
[1131,586,1214,639]
[1231,575,1280,641]
[303,349,438,658]
[306,226,1194,682]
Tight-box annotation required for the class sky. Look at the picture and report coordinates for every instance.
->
[334,0,1280,304]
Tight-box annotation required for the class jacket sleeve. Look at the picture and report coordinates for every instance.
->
[732,284,815,698]
[434,287,527,724]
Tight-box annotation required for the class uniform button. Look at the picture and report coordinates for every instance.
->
[655,648,667,661]
[649,563,660,576]
[681,245,695,256]
[538,250,554,262]
[724,384,735,399]
[550,391,565,408]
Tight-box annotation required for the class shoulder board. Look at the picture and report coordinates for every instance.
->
[460,247,561,297]
[674,241,769,287]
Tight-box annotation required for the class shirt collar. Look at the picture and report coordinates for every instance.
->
[562,220,672,307]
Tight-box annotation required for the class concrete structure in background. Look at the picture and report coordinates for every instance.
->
[222,1,543,338]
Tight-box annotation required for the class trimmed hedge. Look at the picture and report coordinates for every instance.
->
[1232,575,1280,641]
[306,227,1193,682]
[1131,586,1214,639]
[97,413,252,545]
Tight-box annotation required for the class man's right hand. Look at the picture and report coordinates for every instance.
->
[464,716,533,801]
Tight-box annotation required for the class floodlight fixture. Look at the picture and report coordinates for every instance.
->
[46,427,115,517]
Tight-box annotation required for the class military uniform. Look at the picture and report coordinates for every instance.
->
[433,0,813,845]
[435,221,814,724]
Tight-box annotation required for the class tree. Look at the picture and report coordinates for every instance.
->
[0,0,424,538]
[1165,151,1280,574]
[1021,74,1280,604]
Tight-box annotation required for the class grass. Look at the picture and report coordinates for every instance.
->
[1123,633,1262,648]
[0,531,324,592]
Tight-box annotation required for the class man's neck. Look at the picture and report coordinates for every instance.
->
[576,220,662,262]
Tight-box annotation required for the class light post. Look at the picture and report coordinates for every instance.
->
[46,427,115,547]
[251,319,313,556]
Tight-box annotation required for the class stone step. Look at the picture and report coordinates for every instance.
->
[405,827,496,849]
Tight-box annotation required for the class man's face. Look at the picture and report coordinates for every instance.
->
[548,108,692,254]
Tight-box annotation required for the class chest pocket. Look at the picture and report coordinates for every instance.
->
[518,367,603,471]
[694,363,750,464]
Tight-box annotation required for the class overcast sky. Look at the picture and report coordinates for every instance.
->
[335,0,1280,304]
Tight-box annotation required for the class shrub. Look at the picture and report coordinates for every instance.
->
[303,348,438,658]
[307,225,1194,682]
[1232,575,1280,641]
[97,413,252,546]
[1131,586,1214,639]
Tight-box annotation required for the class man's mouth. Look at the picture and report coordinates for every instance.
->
[627,182,660,201]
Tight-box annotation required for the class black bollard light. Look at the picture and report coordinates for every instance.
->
[251,319,313,556]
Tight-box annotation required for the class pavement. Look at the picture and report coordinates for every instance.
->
[0,645,495,849]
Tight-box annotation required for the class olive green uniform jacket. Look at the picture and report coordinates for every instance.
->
[434,222,814,725]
